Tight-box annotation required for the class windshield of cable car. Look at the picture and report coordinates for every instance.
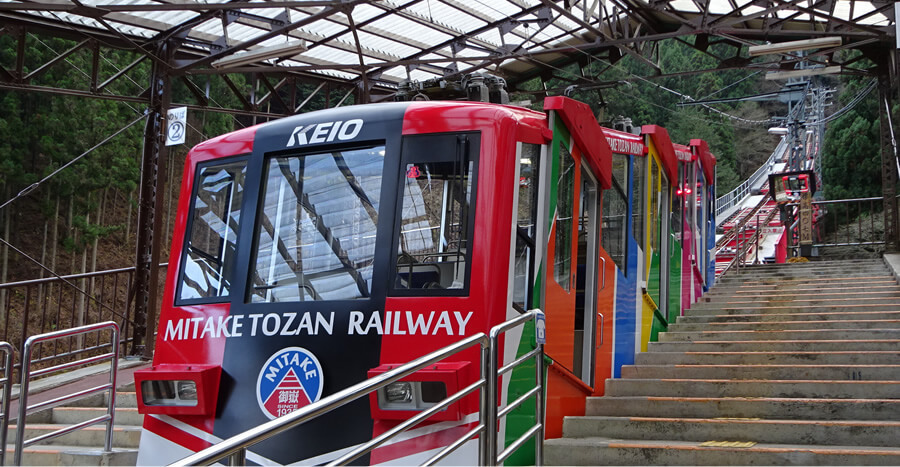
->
[248,145,386,302]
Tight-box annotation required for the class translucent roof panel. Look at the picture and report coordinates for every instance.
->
[0,0,893,92]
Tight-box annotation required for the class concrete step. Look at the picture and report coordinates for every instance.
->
[648,339,900,353]
[621,364,900,381]
[715,274,895,286]
[5,445,138,466]
[545,437,900,465]
[684,304,900,315]
[737,260,886,271]
[721,265,890,275]
[700,284,900,298]
[605,378,900,399]
[677,311,900,323]
[717,270,893,282]
[669,319,900,332]
[695,291,900,303]
[585,396,900,420]
[9,424,142,448]
[51,407,143,426]
[634,350,900,366]
[688,297,900,310]
[67,392,138,409]
[562,416,900,447]
[658,329,900,342]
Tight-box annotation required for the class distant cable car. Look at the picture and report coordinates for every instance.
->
[783,173,809,197]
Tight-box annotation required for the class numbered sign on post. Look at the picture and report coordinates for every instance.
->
[166,107,187,146]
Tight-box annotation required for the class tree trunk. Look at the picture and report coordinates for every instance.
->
[0,186,10,335]
[36,191,50,324]
[68,196,75,275]
[76,210,89,348]
[125,189,133,246]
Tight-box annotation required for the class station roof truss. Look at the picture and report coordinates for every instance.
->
[0,0,896,115]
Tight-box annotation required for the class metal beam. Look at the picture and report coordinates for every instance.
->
[131,40,173,358]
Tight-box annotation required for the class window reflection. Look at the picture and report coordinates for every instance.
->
[179,159,247,302]
[248,146,385,302]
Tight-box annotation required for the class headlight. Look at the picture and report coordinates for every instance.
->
[385,382,412,403]
[141,380,199,407]
[377,381,447,411]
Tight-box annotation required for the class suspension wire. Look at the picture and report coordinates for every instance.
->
[0,236,136,324]
[468,0,774,125]
[0,113,148,214]
[697,71,764,101]
[819,79,877,124]
[606,85,760,130]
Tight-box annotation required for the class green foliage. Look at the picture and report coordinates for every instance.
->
[821,54,881,202]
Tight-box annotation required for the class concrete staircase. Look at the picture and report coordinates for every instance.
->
[8,383,142,465]
[546,258,900,465]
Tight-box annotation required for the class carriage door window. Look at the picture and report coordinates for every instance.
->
[392,132,479,294]
[632,155,646,252]
[554,140,576,291]
[605,154,629,273]
[573,164,599,385]
[659,164,671,317]
[178,158,248,303]
[513,143,541,310]
[691,161,700,266]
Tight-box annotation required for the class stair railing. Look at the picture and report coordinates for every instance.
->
[172,310,546,467]
[0,342,12,466]
[715,137,786,223]
[13,322,120,466]
[719,208,779,276]
[785,197,886,255]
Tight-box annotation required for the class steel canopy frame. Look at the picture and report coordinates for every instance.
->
[0,0,896,357]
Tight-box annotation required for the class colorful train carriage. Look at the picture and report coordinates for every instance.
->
[132,97,715,465]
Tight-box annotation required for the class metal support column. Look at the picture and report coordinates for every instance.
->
[132,42,173,358]
[878,61,899,251]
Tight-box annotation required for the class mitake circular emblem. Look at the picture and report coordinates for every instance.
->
[256,347,324,420]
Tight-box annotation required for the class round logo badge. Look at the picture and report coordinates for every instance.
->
[256,347,324,420]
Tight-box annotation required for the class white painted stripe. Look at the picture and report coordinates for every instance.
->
[150,415,278,465]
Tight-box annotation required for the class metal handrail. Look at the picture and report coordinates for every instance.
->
[0,342,12,467]
[715,138,786,221]
[0,263,168,290]
[719,208,778,276]
[13,322,120,466]
[485,311,544,465]
[173,310,546,466]
[785,197,886,251]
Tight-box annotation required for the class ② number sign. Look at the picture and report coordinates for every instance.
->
[166,107,187,146]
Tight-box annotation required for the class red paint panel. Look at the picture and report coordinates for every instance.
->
[147,124,257,435]
[543,96,613,189]
[143,415,214,453]
[544,364,592,439]
[691,138,717,182]
[673,143,694,163]
[374,102,544,458]
[641,125,678,182]
[602,128,646,158]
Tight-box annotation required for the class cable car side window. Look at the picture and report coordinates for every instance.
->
[513,142,541,310]
[247,145,385,302]
[177,157,248,303]
[392,132,479,295]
